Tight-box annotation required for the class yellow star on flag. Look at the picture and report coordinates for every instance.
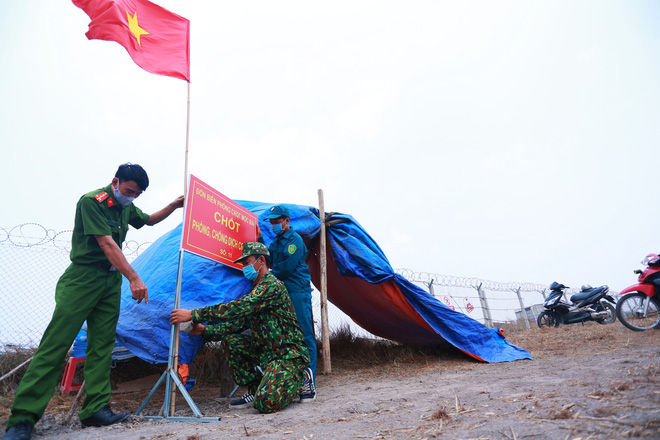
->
[127,10,149,46]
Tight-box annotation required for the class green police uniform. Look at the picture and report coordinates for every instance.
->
[191,271,309,413]
[6,184,150,430]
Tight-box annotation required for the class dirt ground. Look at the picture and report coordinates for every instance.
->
[4,323,660,440]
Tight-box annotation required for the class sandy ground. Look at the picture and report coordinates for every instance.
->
[6,324,660,440]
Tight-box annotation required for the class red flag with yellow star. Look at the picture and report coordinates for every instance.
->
[73,0,190,81]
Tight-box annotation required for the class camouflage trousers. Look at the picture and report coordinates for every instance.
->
[221,333,307,413]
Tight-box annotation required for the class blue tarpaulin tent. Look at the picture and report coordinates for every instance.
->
[116,201,532,365]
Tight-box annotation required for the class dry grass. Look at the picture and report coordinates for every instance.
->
[1,346,37,397]
[550,408,575,419]
[2,322,652,396]
[429,407,451,421]
[325,324,460,371]
[2,322,658,424]
[499,320,639,359]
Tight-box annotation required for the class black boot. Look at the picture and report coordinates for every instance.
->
[3,420,33,440]
[80,405,129,428]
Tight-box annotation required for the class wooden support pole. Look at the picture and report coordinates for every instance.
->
[318,189,331,374]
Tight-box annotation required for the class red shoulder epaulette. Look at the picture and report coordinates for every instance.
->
[94,192,109,203]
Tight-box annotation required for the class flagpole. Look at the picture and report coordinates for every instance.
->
[170,81,191,415]
[138,80,216,421]
[184,81,191,197]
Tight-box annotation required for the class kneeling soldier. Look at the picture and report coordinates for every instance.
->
[170,242,310,413]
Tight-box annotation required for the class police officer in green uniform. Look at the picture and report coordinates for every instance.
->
[170,242,309,414]
[4,163,184,440]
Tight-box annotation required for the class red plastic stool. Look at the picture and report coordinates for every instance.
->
[61,356,85,394]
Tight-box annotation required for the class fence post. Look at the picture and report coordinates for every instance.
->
[476,283,493,327]
[427,279,435,296]
[539,288,547,300]
[515,287,530,329]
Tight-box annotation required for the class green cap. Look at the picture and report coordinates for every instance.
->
[265,205,290,219]
[233,242,270,263]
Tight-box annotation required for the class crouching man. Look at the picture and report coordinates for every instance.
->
[170,242,309,413]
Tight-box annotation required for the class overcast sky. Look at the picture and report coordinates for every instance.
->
[1,1,659,293]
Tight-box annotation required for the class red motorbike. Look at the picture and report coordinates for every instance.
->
[616,253,660,331]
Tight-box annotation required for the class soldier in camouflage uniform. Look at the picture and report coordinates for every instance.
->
[170,242,309,414]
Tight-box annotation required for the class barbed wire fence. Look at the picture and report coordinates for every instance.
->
[0,224,149,349]
[1,223,564,350]
[395,269,557,329]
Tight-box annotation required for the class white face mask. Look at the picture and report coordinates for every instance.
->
[112,183,136,207]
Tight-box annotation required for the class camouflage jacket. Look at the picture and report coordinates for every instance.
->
[191,272,310,365]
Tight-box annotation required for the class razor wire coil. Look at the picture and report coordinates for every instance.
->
[394,268,548,292]
[2,223,558,349]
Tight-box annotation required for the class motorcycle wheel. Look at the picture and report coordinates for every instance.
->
[537,311,560,328]
[616,293,660,331]
[596,302,617,325]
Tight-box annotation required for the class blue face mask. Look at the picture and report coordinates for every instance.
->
[271,222,283,235]
[242,259,262,282]
[112,184,135,207]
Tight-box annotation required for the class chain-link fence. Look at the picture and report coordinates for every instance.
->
[1,223,563,350]
[395,270,616,330]
[0,224,148,348]
[396,269,549,329]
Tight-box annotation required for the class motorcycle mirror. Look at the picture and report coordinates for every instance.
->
[634,269,642,274]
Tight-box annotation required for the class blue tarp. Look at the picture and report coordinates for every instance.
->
[116,202,531,365]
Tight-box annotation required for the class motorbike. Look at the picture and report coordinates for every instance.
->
[537,281,616,328]
[616,253,660,331]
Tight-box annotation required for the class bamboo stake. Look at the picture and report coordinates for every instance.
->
[64,381,85,425]
[318,189,331,374]
[0,356,32,383]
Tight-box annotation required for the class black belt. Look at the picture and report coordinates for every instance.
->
[95,261,116,271]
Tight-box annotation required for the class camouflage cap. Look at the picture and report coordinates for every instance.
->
[233,242,270,263]
[265,205,290,219]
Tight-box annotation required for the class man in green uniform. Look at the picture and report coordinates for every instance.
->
[4,163,184,440]
[170,242,309,414]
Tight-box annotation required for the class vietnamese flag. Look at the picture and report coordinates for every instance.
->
[73,0,190,81]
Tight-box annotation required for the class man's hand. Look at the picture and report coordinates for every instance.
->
[190,323,205,335]
[147,195,185,226]
[181,322,206,335]
[171,308,192,324]
[130,277,149,304]
[171,195,185,209]
[256,224,262,239]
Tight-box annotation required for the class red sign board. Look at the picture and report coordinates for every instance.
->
[181,175,257,269]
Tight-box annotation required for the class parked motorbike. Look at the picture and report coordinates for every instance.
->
[616,253,660,331]
[537,281,616,328]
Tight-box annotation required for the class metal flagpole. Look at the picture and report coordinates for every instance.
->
[135,82,218,422]
[168,76,192,416]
